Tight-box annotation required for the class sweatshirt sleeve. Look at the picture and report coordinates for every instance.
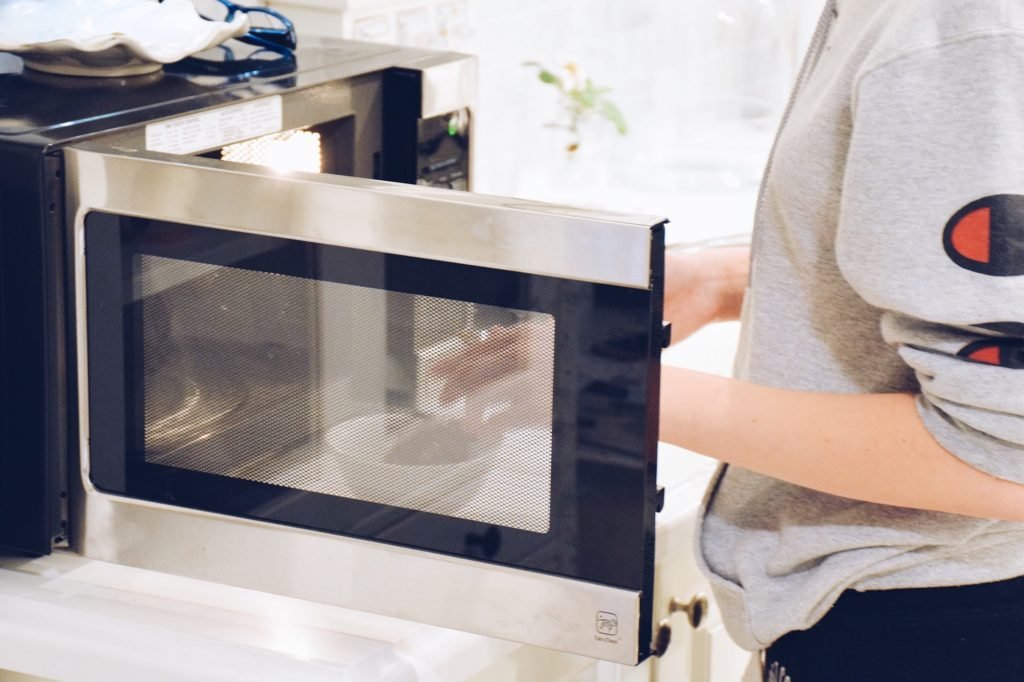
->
[835,32,1024,484]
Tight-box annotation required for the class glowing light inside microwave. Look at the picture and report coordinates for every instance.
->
[221,129,323,174]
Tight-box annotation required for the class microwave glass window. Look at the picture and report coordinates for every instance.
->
[138,254,555,533]
[220,128,323,174]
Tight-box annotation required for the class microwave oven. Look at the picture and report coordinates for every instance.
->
[0,39,668,665]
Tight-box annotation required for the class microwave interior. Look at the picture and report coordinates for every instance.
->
[198,119,355,175]
[193,108,470,189]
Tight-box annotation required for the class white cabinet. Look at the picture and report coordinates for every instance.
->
[647,448,751,682]
[706,623,755,682]
[264,0,475,50]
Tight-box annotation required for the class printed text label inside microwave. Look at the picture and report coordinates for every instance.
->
[145,96,284,156]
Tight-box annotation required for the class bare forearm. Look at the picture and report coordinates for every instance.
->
[705,246,749,323]
[660,366,1024,522]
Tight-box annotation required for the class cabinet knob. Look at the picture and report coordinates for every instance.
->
[669,594,708,630]
[651,594,708,657]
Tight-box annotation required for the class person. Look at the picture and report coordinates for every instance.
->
[660,0,1024,679]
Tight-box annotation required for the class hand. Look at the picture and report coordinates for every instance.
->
[433,324,532,405]
[664,245,749,345]
[429,320,554,435]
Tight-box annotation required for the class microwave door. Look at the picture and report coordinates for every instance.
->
[64,144,666,665]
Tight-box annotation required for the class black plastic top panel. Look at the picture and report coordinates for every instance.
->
[0,38,431,147]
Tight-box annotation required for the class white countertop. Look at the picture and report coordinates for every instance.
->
[0,549,519,682]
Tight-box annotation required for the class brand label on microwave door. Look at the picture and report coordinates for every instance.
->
[594,611,620,644]
[145,96,284,155]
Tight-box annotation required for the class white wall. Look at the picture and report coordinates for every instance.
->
[266,0,826,210]
[468,0,825,199]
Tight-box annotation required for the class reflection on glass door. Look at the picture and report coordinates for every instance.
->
[139,254,556,532]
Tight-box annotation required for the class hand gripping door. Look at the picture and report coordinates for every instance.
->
[66,144,666,664]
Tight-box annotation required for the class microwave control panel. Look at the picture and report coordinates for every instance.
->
[416,108,470,190]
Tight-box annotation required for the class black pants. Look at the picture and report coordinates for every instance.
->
[764,575,1024,681]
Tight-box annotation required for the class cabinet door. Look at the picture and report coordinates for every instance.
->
[66,144,666,665]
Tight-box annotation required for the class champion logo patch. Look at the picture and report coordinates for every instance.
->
[943,195,1024,276]
[958,339,1024,368]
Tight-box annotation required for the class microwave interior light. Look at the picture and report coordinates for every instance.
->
[221,128,323,174]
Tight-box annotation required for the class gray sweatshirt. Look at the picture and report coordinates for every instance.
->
[696,0,1024,652]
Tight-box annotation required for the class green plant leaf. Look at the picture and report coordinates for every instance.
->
[523,62,564,90]
[570,89,598,110]
[537,69,564,89]
[600,100,628,135]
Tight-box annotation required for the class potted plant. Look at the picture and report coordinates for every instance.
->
[523,60,627,153]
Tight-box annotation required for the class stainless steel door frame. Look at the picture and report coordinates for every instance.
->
[66,145,664,664]
[72,479,643,663]
[66,146,658,288]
